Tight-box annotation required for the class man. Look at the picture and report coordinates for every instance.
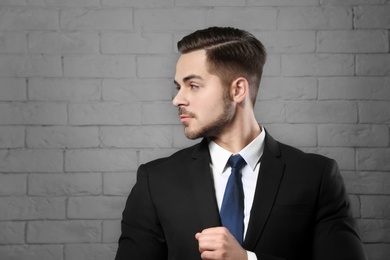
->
[115,27,367,260]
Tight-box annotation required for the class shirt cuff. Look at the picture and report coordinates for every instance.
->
[247,251,257,260]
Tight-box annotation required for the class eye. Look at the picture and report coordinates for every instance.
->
[190,84,199,90]
[175,85,181,91]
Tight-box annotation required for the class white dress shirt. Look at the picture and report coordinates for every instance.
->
[208,127,265,260]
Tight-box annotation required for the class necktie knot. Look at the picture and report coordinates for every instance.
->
[227,154,246,170]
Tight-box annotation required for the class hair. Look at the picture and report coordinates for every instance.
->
[177,27,267,106]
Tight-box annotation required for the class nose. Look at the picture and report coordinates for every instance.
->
[172,89,188,107]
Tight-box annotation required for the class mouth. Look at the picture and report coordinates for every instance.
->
[179,114,193,123]
[178,107,195,123]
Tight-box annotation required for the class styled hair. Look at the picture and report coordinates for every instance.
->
[177,27,267,106]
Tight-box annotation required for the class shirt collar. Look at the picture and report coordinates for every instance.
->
[208,126,266,174]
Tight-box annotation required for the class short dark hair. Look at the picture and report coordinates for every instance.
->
[177,27,267,106]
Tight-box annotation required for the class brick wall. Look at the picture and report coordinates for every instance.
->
[0,0,389,259]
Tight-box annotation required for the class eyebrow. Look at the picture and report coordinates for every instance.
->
[174,74,204,86]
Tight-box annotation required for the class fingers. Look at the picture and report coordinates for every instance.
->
[195,227,243,260]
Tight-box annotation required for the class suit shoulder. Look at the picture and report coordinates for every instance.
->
[143,141,202,169]
[277,140,335,166]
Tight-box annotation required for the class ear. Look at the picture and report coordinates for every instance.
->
[231,77,249,103]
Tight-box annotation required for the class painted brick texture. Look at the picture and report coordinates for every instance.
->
[0,1,389,260]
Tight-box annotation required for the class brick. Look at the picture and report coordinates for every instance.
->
[28,78,101,101]
[343,171,390,195]
[0,149,63,173]
[0,32,26,53]
[286,101,357,123]
[27,220,101,243]
[302,147,355,170]
[102,32,173,54]
[65,244,117,260]
[263,124,317,147]
[318,124,389,147]
[173,125,200,148]
[142,102,179,124]
[0,0,26,5]
[254,101,286,123]
[279,7,352,30]
[103,172,136,196]
[0,54,25,77]
[317,30,389,53]
[0,126,25,148]
[176,0,245,6]
[65,149,138,172]
[100,126,173,148]
[262,55,281,76]
[0,245,63,260]
[103,220,121,243]
[0,197,65,220]
[359,101,390,124]
[319,77,390,100]
[0,173,26,196]
[349,195,360,218]
[26,126,99,149]
[0,102,67,125]
[134,8,207,31]
[357,148,390,171]
[259,77,317,100]
[248,0,319,5]
[357,219,390,243]
[0,222,25,244]
[207,7,277,30]
[354,6,390,29]
[0,54,62,77]
[61,9,133,30]
[69,102,142,125]
[1,0,101,6]
[361,195,390,219]
[321,0,390,4]
[138,55,177,78]
[102,0,174,7]
[0,7,59,30]
[254,31,315,53]
[33,0,101,6]
[68,196,126,219]
[357,54,390,76]
[364,244,390,260]
[282,54,354,76]
[28,32,99,54]
[0,78,26,101]
[64,55,136,78]
[28,173,102,196]
[102,79,174,102]
[27,54,62,77]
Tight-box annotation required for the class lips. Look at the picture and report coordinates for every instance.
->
[178,107,195,122]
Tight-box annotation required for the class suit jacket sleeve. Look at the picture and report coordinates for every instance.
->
[115,164,167,260]
[312,159,367,260]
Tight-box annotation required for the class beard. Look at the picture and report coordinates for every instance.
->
[180,91,235,140]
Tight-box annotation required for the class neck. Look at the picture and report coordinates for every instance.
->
[210,111,261,154]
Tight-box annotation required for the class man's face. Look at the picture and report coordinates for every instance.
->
[173,50,235,140]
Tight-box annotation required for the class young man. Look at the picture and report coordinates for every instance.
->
[115,27,367,260]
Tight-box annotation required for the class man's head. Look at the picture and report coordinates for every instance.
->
[177,27,267,106]
[173,27,266,140]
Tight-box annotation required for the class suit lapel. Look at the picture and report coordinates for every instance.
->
[189,138,221,230]
[243,132,285,250]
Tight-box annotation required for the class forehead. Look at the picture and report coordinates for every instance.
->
[175,50,209,80]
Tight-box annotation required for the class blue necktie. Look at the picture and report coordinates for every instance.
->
[220,154,246,245]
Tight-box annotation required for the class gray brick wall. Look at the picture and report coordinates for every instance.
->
[0,0,389,259]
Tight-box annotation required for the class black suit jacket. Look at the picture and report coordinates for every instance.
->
[116,132,367,260]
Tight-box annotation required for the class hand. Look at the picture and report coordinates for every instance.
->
[195,227,248,260]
